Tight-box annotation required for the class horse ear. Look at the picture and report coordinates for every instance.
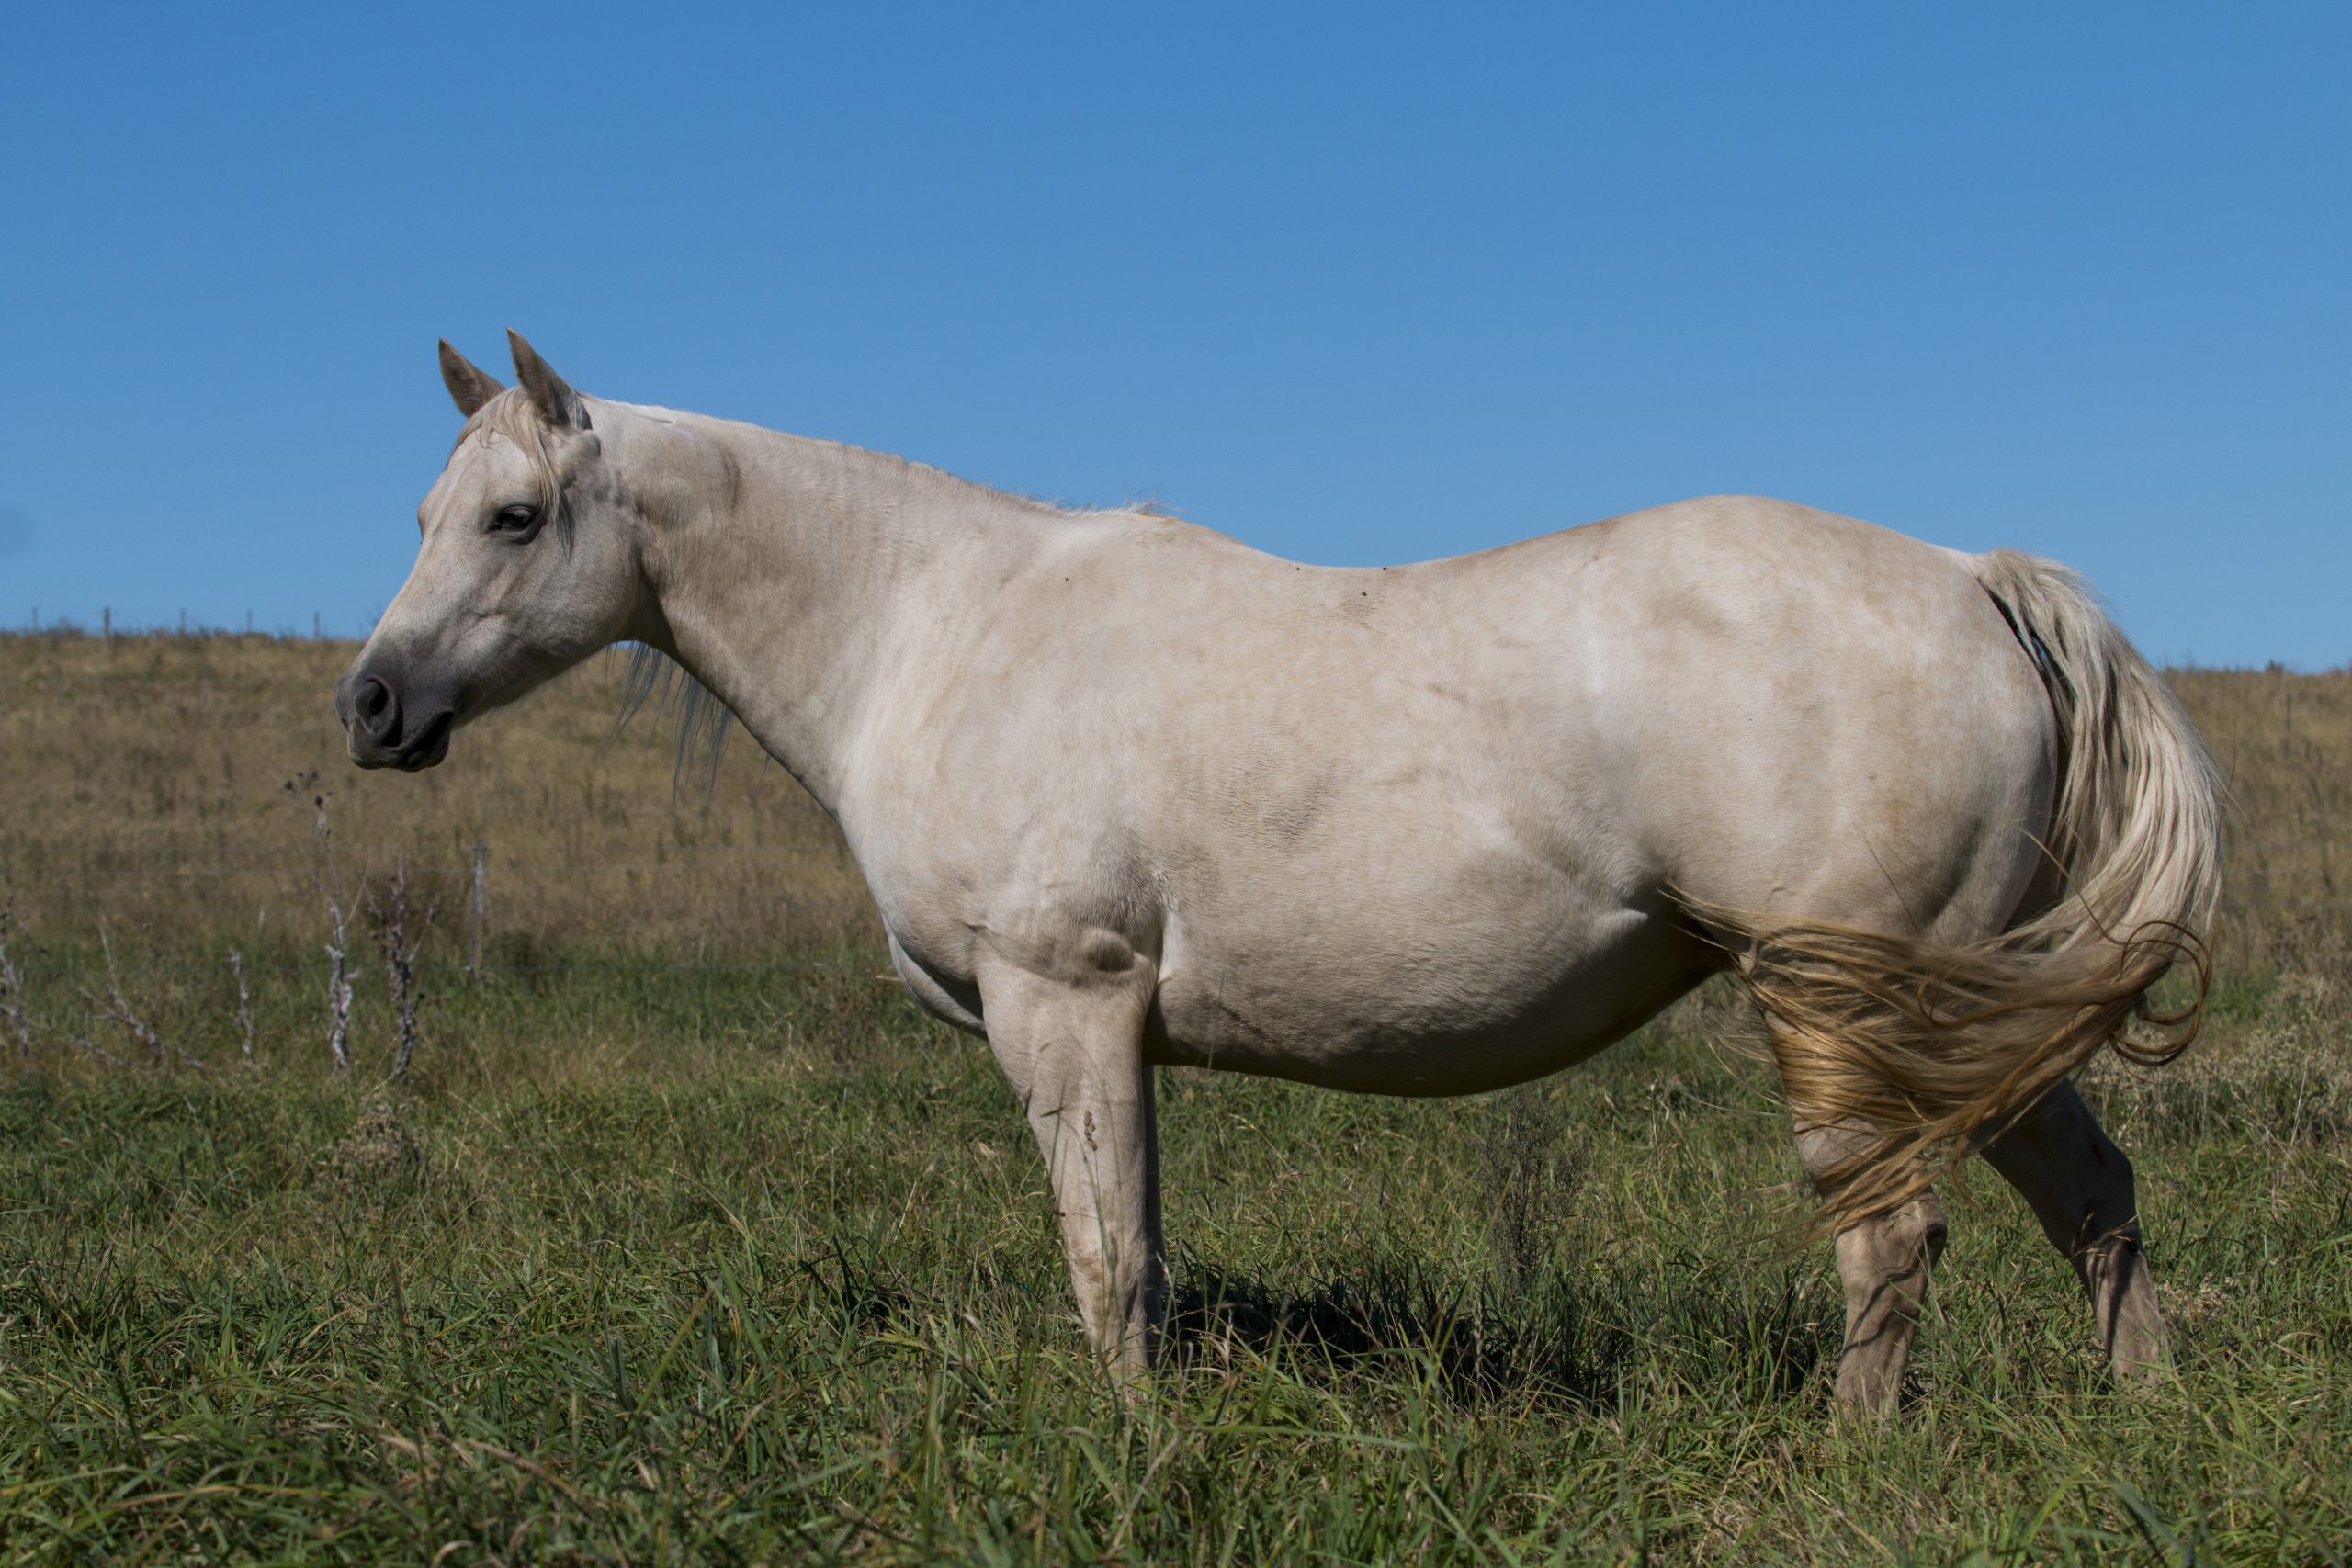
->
[506,330,590,431]
[438,340,505,417]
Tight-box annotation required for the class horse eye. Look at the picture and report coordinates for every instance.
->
[491,504,540,536]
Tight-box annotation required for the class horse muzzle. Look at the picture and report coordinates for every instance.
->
[336,665,457,771]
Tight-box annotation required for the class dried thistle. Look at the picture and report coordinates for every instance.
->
[363,860,438,1082]
[304,782,355,1077]
[83,924,204,1070]
[229,949,256,1068]
[0,904,36,1068]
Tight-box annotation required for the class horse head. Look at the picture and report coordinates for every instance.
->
[336,333,651,770]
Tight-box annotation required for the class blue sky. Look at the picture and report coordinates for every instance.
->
[3,5,2345,666]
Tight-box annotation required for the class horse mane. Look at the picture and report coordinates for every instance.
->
[778,424,1176,523]
[469,389,1170,798]
[612,643,736,798]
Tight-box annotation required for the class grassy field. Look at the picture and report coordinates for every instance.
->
[0,634,2347,1564]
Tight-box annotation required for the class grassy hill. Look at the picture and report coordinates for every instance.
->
[0,635,2345,1563]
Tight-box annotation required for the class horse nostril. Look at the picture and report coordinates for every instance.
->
[356,676,401,742]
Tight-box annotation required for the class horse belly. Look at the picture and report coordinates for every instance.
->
[1145,885,1711,1095]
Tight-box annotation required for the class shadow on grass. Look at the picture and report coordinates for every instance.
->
[1165,1252,1835,1411]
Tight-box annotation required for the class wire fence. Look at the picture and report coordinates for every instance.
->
[0,848,856,879]
[12,612,361,642]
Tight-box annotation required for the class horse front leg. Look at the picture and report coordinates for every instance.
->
[978,958,1165,1375]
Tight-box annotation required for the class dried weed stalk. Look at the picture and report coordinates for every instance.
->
[229,949,256,1068]
[364,861,438,1082]
[1480,1084,1587,1287]
[84,924,204,1069]
[292,775,356,1077]
[0,904,35,1068]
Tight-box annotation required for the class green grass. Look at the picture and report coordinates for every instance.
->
[4,638,2348,1562]
[1,948,2346,1564]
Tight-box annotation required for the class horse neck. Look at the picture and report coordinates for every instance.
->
[616,402,1063,810]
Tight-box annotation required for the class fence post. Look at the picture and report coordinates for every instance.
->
[102,606,111,647]
[469,837,488,978]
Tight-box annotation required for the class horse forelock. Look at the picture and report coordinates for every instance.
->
[445,389,572,547]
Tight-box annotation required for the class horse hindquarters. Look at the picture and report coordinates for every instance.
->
[1703,548,2222,1409]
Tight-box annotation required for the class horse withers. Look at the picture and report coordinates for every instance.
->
[338,333,2221,1413]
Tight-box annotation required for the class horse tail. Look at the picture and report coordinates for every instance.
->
[1703,548,2225,1233]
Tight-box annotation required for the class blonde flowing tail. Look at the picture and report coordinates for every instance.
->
[1705,549,2225,1232]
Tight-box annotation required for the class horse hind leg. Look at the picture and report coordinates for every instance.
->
[1793,1119,1949,1414]
[1981,1079,2169,1381]
[1725,890,2167,1410]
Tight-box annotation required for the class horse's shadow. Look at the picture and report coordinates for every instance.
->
[1161,1254,1832,1409]
[797,1240,1832,1408]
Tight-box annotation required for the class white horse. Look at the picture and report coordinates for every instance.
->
[340,334,2221,1412]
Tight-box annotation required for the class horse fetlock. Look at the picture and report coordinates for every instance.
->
[1063,1227,1165,1370]
[2084,1235,2171,1378]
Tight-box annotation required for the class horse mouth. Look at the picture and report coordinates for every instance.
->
[348,707,456,772]
[394,710,456,770]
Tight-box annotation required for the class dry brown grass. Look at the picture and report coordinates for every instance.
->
[4,635,2339,976]
[5,629,2333,973]
[0,632,873,960]
[2171,664,2352,968]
